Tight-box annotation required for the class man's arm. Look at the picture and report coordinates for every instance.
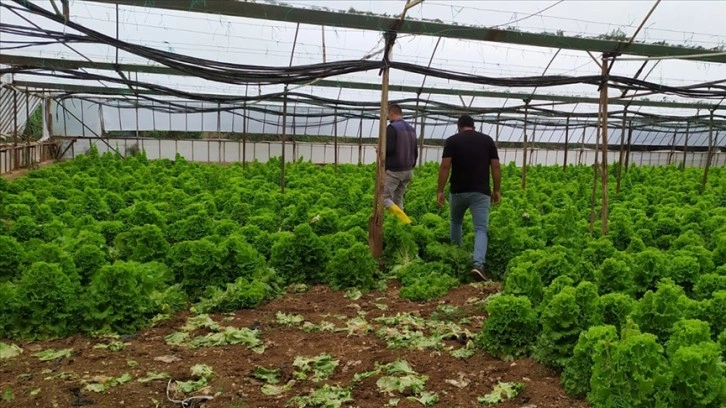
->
[386,125,397,156]
[491,159,501,192]
[489,138,501,203]
[437,138,453,206]
[437,157,452,196]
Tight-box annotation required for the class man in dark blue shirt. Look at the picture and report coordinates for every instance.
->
[384,104,418,224]
[436,115,501,280]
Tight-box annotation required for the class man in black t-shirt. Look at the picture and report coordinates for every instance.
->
[436,115,501,281]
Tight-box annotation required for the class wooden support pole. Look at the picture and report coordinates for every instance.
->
[368,0,421,259]
[701,110,715,194]
[23,91,29,168]
[280,22,299,191]
[358,112,363,165]
[370,67,391,259]
[281,89,288,193]
[563,116,569,171]
[414,96,424,167]
[25,90,30,143]
[321,26,327,63]
[589,72,606,237]
[243,86,248,167]
[616,109,627,193]
[291,105,297,161]
[61,98,68,140]
[80,99,86,138]
[579,126,586,164]
[589,121,601,236]
[521,105,529,190]
[668,129,676,165]
[334,107,338,170]
[531,121,537,166]
[13,88,18,170]
[45,96,52,140]
[625,124,633,171]
[115,4,119,64]
[135,72,140,144]
[599,55,610,236]
[495,112,501,142]
[682,122,689,171]
[217,102,222,163]
[418,114,426,167]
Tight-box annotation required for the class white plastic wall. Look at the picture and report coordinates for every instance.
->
[56,137,725,168]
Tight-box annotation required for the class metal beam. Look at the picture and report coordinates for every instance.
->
[2,54,720,110]
[84,0,726,64]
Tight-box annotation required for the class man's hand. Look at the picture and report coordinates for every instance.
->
[436,191,445,207]
[492,190,501,205]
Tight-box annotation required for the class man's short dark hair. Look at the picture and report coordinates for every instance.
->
[389,104,403,115]
[457,114,475,129]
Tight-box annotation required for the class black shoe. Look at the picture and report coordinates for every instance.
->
[471,266,489,282]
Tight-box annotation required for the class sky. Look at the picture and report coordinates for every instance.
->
[1,0,725,145]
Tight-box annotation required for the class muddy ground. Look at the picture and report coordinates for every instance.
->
[1,281,589,408]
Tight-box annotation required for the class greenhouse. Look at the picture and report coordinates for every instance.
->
[0,0,725,407]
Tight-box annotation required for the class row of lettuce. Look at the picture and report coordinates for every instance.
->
[471,163,726,407]
[0,149,468,338]
[1,149,725,406]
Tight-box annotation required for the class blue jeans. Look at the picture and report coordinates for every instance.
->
[450,192,491,268]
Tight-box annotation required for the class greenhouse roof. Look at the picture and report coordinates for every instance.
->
[1,0,726,144]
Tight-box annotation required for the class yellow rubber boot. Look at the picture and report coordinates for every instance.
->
[387,204,412,224]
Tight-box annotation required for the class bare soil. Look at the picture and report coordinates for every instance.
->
[0,282,590,408]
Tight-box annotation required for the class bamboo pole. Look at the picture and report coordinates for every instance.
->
[682,122,689,171]
[616,109,627,193]
[700,110,715,194]
[599,56,610,236]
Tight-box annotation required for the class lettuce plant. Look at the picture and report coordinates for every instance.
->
[475,295,539,360]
